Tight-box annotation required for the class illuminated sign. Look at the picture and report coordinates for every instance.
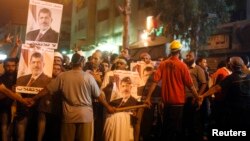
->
[206,34,229,49]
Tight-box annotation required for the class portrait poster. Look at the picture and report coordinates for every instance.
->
[111,70,141,102]
[130,61,157,86]
[16,44,54,94]
[25,0,63,49]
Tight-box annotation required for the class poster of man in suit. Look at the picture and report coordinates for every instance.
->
[25,0,63,49]
[111,70,141,101]
[16,44,53,94]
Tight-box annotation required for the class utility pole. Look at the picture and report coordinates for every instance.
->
[118,0,131,49]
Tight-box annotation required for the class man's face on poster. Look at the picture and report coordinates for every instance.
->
[115,59,127,70]
[38,12,52,31]
[120,81,132,99]
[29,56,44,77]
[141,55,151,64]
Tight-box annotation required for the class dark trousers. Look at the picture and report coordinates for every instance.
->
[161,105,184,141]
[140,103,163,141]
[200,97,211,137]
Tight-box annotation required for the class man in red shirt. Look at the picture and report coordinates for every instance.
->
[145,40,199,141]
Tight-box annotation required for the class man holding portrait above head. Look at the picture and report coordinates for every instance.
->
[26,8,59,43]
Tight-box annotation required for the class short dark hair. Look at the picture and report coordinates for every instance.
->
[102,59,110,65]
[71,53,85,67]
[196,57,205,65]
[39,8,52,17]
[110,53,119,62]
[187,50,196,58]
[30,52,43,62]
[3,58,18,67]
[121,77,132,84]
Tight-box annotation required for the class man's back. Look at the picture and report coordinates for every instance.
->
[47,69,100,123]
[221,72,250,106]
[153,56,193,105]
[49,70,99,106]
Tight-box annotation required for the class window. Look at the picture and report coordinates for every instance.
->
[78,18,85,30]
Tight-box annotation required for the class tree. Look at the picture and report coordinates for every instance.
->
[154,0,235,50]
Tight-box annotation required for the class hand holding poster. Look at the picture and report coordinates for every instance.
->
[103,70,141,141]
[130,61,157,86]
[18,0,63,94]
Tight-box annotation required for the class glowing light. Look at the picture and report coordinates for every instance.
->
[146,16,153,31]
[95,39,120,53]
[62,50,67,54]
[0,54,7,60]
[140,30,148,40]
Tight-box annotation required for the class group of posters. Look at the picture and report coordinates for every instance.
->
[17,0,159,104]
[16,0,63,94]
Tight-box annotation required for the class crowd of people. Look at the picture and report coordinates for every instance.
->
[1,35,250,141]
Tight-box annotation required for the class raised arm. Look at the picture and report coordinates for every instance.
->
[0,33,13,46]
[9,36,22,58]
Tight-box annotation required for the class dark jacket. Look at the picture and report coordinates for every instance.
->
[26,28,59,43]
[16,73,51,87]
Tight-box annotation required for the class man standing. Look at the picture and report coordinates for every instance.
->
[183,51,207,140]
[30,53,115,141]
[84,51,104,87]
[16,52,51,141]
[0,58,18,141]
[200,57,250,134]
[196,57,211,140]
[103,76,139,141]
[37,63,64,141]
[83,51,105,141]
[26,8,59,43]
[145,40,199,141]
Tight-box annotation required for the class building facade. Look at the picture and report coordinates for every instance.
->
[70,0,155,56]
